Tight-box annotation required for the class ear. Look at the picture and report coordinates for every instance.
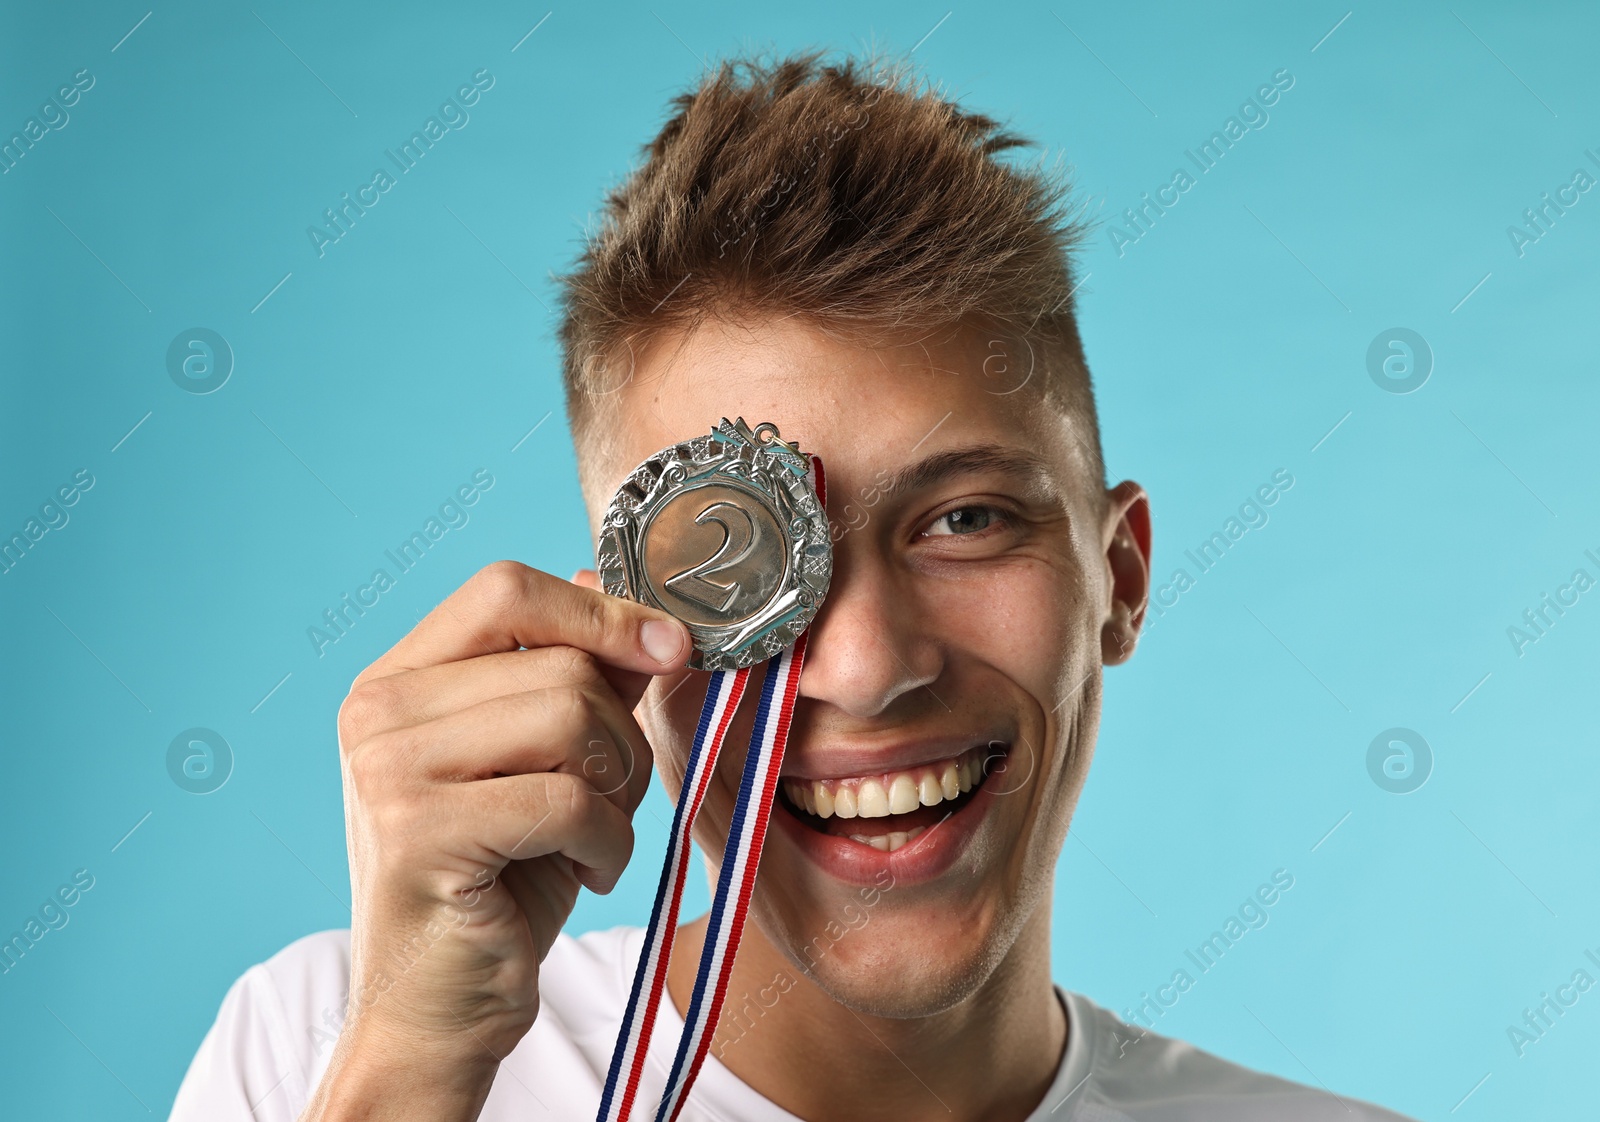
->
[572,568,602,591]
[1101,481,1152,666]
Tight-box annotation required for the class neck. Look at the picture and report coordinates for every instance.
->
[666,904,1066,1122]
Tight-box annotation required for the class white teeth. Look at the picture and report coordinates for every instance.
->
[939,763,960,801]
[834,785,858,819]
[786,747,1006,820]
[813,783,834,818]
[857,778,890,818]
[887,774,920,815]
[848,825,928,853]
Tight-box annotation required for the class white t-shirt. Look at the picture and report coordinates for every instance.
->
[170,928,1412,1121]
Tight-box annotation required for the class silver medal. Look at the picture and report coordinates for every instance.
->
[598,418,832,671]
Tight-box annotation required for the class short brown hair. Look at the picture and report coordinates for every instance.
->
[557,50,1100,478]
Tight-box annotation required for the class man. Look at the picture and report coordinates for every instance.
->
[171,51,1414,1121]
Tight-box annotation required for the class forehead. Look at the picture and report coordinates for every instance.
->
[584,316,1092,516]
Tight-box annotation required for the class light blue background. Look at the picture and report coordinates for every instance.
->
[2,1,1596,1118]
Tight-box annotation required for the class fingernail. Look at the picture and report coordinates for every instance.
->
[641,619,687,665]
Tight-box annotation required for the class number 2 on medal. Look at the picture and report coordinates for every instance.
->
[666,501,758,611]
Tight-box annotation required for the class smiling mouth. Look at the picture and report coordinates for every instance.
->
[778,743,1006,853]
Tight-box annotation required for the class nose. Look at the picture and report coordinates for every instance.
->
[799,539,943,719]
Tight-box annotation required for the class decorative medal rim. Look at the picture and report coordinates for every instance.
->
[596,418,832,671]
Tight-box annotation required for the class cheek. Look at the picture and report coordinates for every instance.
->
[639,671,704,797]
[640,669,757,814]
[925,555,1092,704]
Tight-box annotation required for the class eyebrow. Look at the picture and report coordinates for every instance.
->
[877,443,1058,501]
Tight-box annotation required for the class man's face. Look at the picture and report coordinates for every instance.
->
[580,315,1149,1018]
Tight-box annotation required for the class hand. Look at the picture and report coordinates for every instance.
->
[301,561,690,1120]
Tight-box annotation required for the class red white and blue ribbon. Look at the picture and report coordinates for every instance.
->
[595,458,824,1122]
[596,663,749,1120]
[652,634,806,1122]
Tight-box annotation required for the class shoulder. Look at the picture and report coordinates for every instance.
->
[169,930,354,1122]
[255,928,354,1029]
[172,927,643,1122]
[233,927,354,1074]
[231,929,356,1074]
[1063,991,1417,1122]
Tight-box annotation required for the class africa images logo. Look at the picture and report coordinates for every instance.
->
[0,69,94,177]
[1108,68,1295,258]
[307,69,496,258]
[307,470,494,656]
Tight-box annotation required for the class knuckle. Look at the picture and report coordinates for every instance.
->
[371,791,424,852]
[561,771,590,822]
[345,731,402,792]
[547,645,604,689]
[555,770,600,822]
[472,560,535,612]
[541,684,597,737]
[532,770,585,830]
[570,587,630,649]
[608,812,636,865]
[338,679,401,749]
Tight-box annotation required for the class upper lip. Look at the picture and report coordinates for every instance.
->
[779,733,1010,782]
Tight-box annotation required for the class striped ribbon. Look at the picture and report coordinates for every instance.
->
[595,457,824,1122]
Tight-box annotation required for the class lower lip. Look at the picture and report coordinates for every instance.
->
[770,777,999,887]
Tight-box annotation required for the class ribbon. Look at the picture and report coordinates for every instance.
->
[595,457,824,1122]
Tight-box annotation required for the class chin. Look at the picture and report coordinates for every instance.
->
[776,895,1020,1020]
[748,754,1040,1020]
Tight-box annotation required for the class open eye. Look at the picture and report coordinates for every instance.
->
[923,506,998,537]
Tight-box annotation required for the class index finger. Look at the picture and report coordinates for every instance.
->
[359,560,690,684]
